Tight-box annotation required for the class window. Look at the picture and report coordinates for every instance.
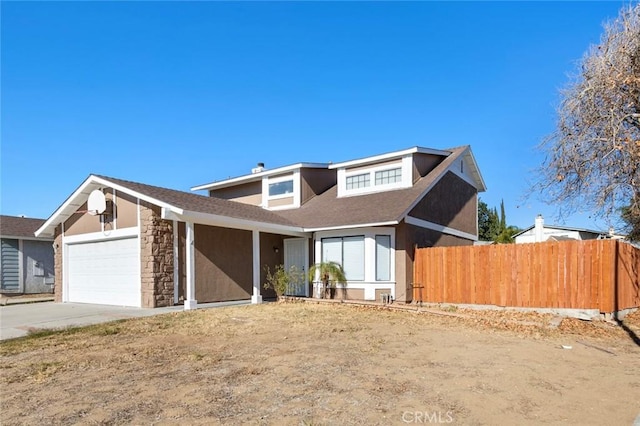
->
[375,235,391,281]
[346,173,370,190]
[321,236,365,281]
[375,168,402,186]
[268,180,293,197]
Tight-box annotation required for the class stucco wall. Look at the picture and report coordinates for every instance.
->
[194,224,253,303]
[64,202,102,236]
[115,191,139,229]
[209,181,262,206]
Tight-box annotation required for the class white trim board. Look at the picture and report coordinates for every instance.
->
[405,216,478,241]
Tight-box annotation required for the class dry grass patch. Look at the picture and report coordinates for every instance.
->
[1,303,639,425]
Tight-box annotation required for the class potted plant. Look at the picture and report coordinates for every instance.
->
[263,264,303,301]
[308,261,347,299]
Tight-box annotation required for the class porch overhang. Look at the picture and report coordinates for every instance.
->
[161,208,309,237]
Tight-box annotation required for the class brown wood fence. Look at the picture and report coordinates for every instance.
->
[413,239,640,313]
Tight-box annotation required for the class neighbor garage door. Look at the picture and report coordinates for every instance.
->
[67,237,140,307]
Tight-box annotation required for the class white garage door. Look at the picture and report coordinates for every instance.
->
[67,237,140,307]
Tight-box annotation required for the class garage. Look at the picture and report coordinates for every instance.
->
[66,237,141,307]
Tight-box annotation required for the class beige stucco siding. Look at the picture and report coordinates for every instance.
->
[268,196,294,208]
[209,181,262,206]
[63,202,102,236]
[115,191,139,228]
[346,159,402,174]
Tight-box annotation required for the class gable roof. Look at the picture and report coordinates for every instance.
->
[36,145,485,236]
[277,146,473,230]
[35,175,304,238]
[0,215,51,240]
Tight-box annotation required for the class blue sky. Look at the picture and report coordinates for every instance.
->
[0,1,627,232]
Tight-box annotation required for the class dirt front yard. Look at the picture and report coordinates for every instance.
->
[1,302,639,425]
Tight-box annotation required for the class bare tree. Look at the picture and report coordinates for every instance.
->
[536,4,640,240]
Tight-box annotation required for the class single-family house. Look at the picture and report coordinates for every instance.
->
[35,145,486,308]
[513,214,625,244]
[1,215,55,294]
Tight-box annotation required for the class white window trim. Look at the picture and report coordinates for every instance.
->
[262,171,300,209]
[313,227,396,300]
[337,155,413,197]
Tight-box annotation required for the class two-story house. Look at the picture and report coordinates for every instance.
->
[35,145,485,308]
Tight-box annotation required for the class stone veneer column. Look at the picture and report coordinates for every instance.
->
[53,227,63,303]
[139,202,175,308]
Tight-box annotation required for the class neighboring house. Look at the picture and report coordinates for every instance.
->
[1,215,55,294]
[513,215,625,244]
[35,145,486,308]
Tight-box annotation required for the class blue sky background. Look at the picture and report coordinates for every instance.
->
[1,1,627,232]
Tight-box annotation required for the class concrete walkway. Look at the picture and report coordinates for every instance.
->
[0,300,250,341]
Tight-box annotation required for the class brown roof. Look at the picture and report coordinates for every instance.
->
[101,147,466,230]
[0,215,48,239]
[277,146,467,228]
[95,175,298,227]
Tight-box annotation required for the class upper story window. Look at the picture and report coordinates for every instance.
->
[375,168,402,186]
[268,180,294,197]
[336,155,413,198]
[346,173,370,190]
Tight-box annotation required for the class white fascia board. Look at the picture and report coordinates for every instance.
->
[191,162,329,192]
[35,175,183,238]
[162,208,308,237]
[35,176,102,238]
[463,147,487,192]
[303,220,399,233]
[90,176,181,213]
[398,147,475,221]
[329,147,450,170]
[63,227,139,245]
[406,216,478,241]
[2,235,54,242]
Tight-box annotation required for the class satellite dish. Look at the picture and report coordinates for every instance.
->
[87,190,106,215]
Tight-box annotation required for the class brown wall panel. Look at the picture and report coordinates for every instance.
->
[301,168,337,204]
[194,225,253,302]
[259,232,285,299]
[409,171,477,235]
[412,153,441,182]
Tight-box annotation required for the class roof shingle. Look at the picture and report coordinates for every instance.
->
[1,215,48,239]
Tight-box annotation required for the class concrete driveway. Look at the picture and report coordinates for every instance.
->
[0,300,250,341]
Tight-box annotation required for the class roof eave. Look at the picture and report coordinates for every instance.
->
[162,208,308,237]
[328,146,451,170]
[191,162,330,192]
[35,175,185,238]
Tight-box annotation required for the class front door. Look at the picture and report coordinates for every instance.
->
[284,238,308,296]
